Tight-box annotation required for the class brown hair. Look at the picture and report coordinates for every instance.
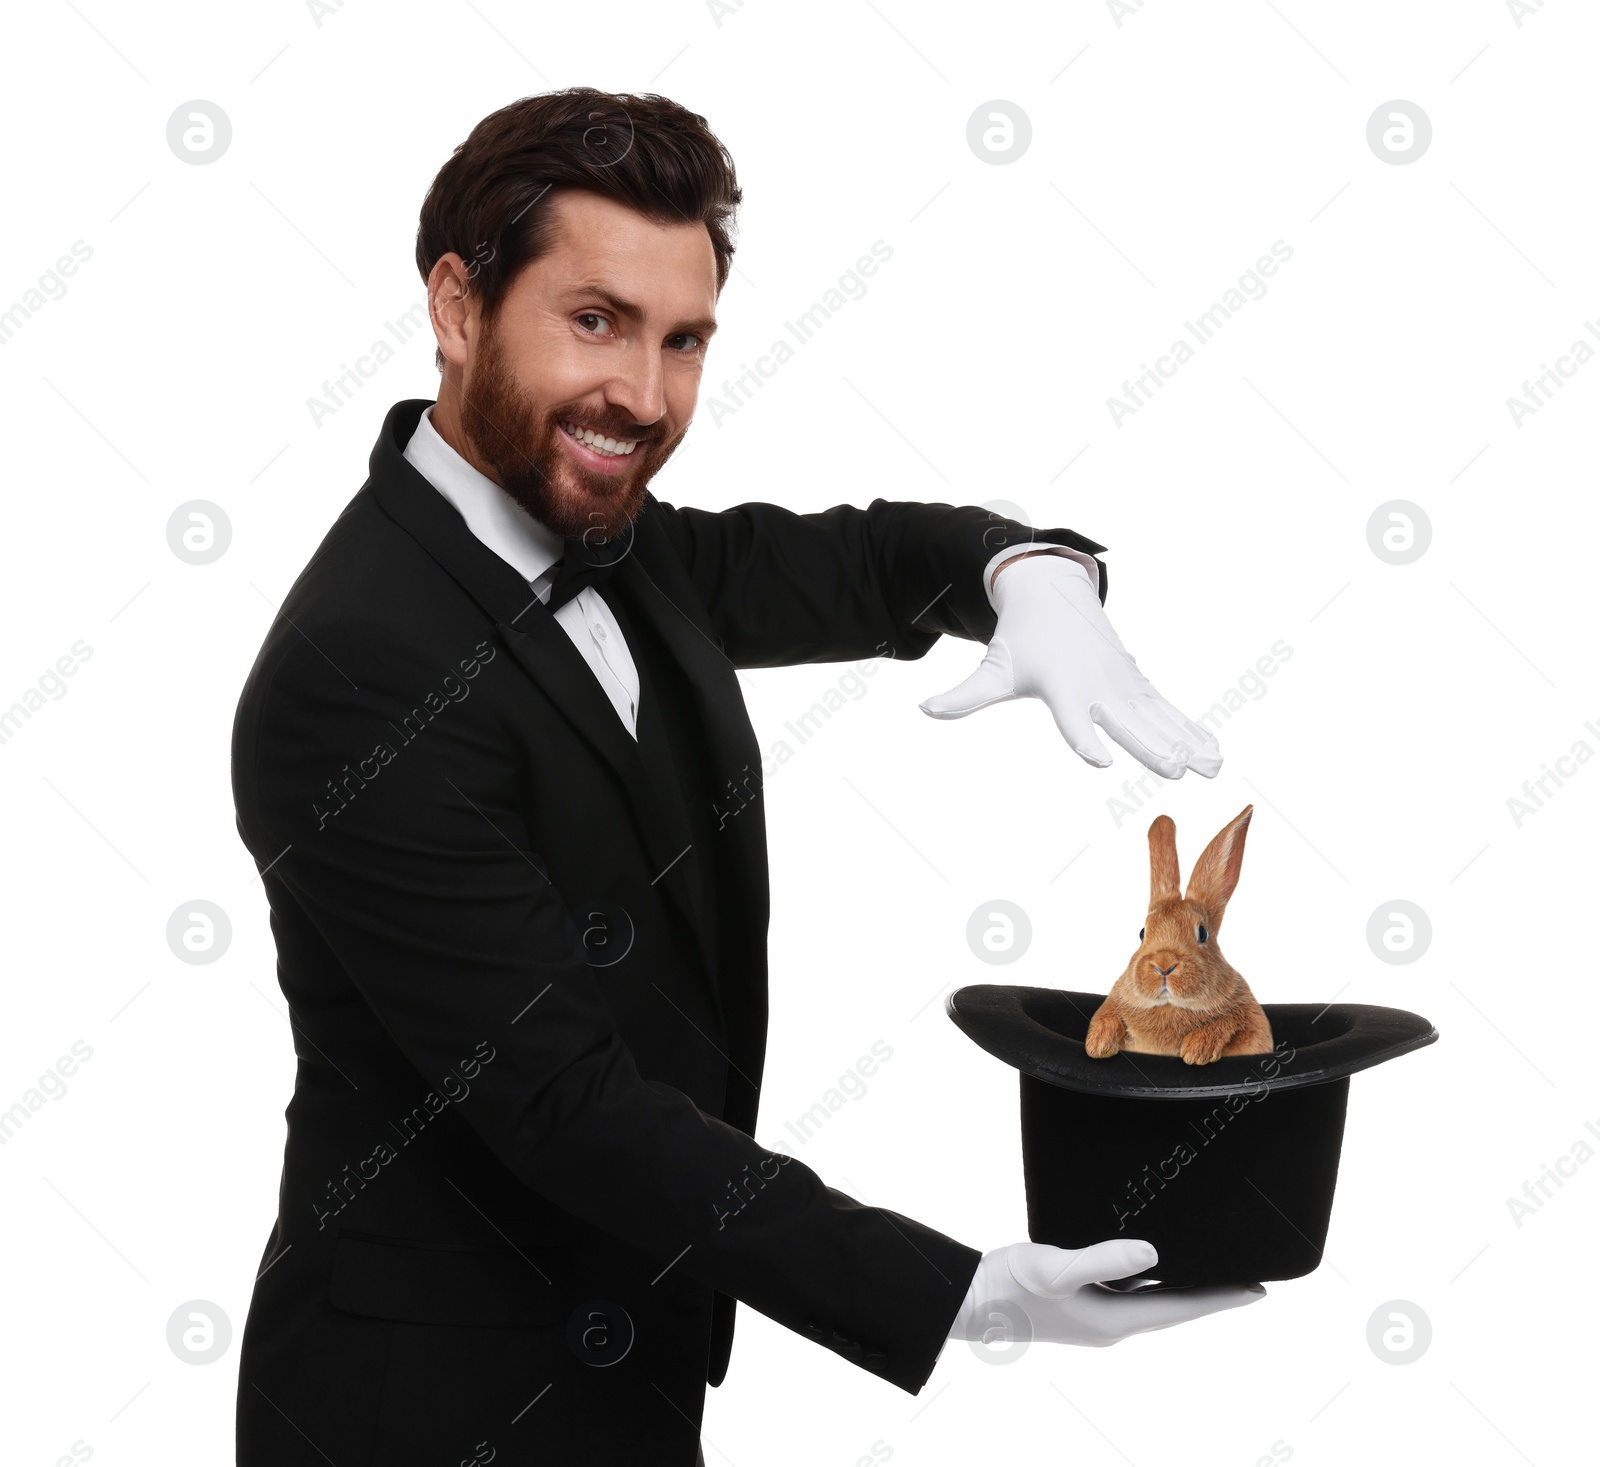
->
[415,87,741,371]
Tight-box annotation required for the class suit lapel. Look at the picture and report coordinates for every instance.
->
[490,609,718,995]
[609,547,766,847]
[366,400,744,1018]
[608,527,772,967]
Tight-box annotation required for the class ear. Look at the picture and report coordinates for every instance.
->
[1185,805,1253,924]
[427,252,480,373]
[1148,815,1181,905]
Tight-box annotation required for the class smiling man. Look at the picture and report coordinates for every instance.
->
[231,87,1248,1466]
[433,185,705,544]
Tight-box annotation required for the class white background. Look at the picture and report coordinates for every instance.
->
[1,1,1592,1463]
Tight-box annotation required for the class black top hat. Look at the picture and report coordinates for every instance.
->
[946,986,1438,1287]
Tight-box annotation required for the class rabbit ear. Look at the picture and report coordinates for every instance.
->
[1148,814,1181,905]
[1186,804,1253,924]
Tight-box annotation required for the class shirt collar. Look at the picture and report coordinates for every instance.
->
[402,404,564,593]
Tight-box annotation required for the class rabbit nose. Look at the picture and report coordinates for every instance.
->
[1155,961,1179,977]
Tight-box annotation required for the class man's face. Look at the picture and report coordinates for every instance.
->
[455,189,719,542]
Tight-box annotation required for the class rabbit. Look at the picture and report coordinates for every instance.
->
[1084,804,1273,1065]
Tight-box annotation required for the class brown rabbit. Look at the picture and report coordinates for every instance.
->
[1085,805,1272,1065]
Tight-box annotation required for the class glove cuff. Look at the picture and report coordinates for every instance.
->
[949,1246,1009,1340]
[983,542,1096,614]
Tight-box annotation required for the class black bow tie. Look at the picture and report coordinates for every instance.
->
[544,533,630,610]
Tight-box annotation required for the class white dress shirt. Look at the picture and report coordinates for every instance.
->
[403,405,642,739]
[403,403,1098,739]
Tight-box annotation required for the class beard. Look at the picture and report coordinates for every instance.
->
[455,314,686,543]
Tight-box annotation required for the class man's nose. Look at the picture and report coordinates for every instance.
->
[609,350,667,428]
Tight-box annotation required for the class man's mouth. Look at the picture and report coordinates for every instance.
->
[559,420,640,459]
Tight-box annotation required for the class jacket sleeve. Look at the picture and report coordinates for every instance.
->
[642,495,1107,668]
[235,620,982,1394]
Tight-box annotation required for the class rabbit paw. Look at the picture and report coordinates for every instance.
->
[1180,1027,1231,1066]
[1085,1013,1125,1059]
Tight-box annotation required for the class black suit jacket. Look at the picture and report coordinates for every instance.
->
[230,397,1108,1464]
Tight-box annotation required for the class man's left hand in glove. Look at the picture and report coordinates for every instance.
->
[919,545,1222,781]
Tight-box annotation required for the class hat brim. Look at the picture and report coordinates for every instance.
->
[946,985,1437,1100]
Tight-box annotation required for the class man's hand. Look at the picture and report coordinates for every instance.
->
[947,1239,1265,1346]
[919,550,1222,779]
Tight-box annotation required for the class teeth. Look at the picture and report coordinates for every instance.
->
[563,422,638,457]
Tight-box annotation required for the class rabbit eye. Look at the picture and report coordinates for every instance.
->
[1139,926,1145,941]
[1197,924,1209,943]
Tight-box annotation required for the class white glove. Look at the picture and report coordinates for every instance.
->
[919,550,1223,779]
[947,1238,1265,1346]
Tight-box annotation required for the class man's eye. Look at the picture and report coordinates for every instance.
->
[667,333,703,353]
[576,313,613,336]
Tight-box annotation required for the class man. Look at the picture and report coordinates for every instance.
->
[231,88,1258,1465]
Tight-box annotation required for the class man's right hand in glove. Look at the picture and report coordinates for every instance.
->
[947,1238,1265,1347]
